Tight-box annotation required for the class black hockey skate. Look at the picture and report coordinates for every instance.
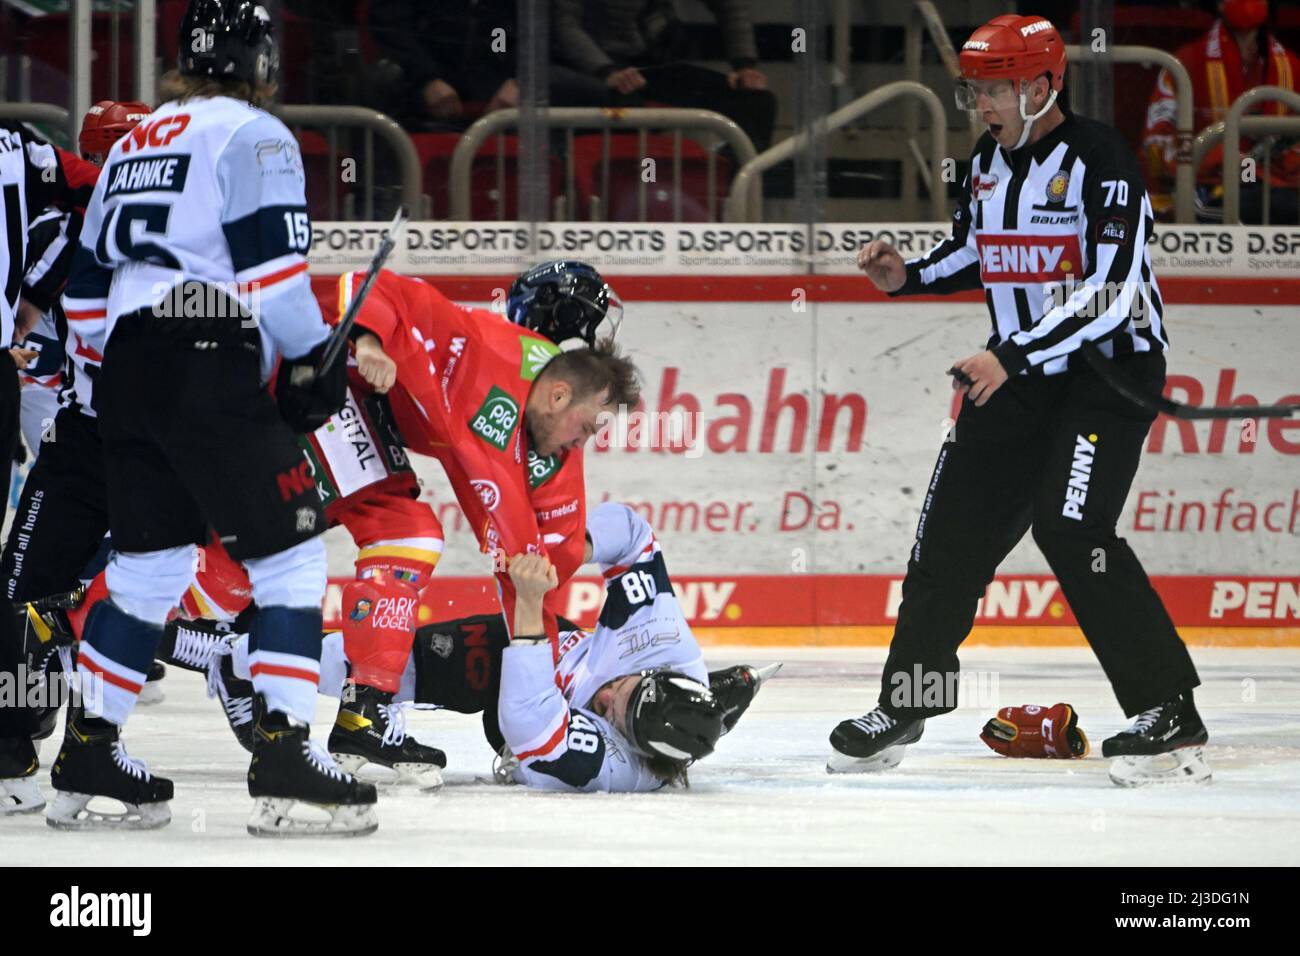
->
[1102,690,1211,787]
[46,708,173,830]
[203,635,256,753]
[0,734,43,815]
[328,684,446,790]
[247,702,379,838]
[828,707,926,773]
[18,589,82,742]
[710,662,783,734]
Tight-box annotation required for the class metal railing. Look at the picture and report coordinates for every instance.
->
[726,80,947,223]
[0,103,72,137]
[449,108,756,222]
[1222,86,1300,224]
[1065,44,1195,223]
[1194,115,1300,224]
[901,2,975,221]
[273,105,425,219]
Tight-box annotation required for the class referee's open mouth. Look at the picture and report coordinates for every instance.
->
[988,122,1004,137]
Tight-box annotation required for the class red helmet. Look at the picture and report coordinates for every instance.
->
[79,100,153,163]
[959,15,1067,92]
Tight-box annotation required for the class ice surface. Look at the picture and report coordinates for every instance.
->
[7,646,1298,866]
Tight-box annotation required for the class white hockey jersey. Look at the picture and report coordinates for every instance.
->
[62,96,328,380]
[497,503,709,793]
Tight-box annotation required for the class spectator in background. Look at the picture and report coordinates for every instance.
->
[368,0,519,127]
[551,0,776,152]
[1142,0,1300,223]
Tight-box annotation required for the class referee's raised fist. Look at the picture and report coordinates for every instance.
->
[857,241,906,293]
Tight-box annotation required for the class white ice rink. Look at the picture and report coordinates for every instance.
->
[7,645,1299,866]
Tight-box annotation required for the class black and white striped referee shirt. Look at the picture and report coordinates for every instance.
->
[1,124,96,347]
[893,109,1169,376]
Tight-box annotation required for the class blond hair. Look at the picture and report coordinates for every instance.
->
[158,68,277,108]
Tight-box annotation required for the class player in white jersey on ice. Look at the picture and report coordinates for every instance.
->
[202,502,778,792]
[52,0,375,836]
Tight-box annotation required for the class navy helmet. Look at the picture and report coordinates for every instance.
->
[623,671,724,766]
[179,0,278,88]
[506,260,622,347]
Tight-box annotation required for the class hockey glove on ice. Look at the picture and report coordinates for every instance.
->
[980,702,1089,758]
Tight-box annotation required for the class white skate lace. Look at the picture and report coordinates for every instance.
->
[204,639,236,699]
[205,640,253,727]
[379,702,407,748]
[110,741,150,780]
[492,745,519,785]
[173,623,220,670]
[304,740,348,781]
[850,708,898,736]
[1127,706,1163,735]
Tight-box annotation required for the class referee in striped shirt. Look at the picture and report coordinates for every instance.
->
[828,16,1208,785]
[1,122,98,806]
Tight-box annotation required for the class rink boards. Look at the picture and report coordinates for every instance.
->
[306,222,1300,644]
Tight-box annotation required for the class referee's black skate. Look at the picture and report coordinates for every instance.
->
[46,708,173,830]
[827,707,925,773]
[247,702,378,838]
[195,632,256,753]
[1103,690,1210,787]
[0,735,44,815]
[328,684,446,790]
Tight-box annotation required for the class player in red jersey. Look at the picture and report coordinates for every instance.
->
[169,261,638,787]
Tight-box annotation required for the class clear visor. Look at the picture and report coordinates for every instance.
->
[599,286,625,344]
[954,77,1021,111]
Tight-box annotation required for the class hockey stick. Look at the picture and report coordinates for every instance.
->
[289,206,408,386]
[1079,341,1299,420]
[949,348,1299,420]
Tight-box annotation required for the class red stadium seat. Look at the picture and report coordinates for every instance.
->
[413,132,561,220]
[1067,7,1217,150]
[569,133,732,221]
[295,128,350,222]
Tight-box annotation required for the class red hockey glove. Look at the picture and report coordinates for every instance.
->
[980,702,1089,758]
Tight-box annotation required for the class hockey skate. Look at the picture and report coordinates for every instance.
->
[247,702,378,838]
[827,707,925,773]
[136,661,166,705]
[710,662,782,734]
[1103,691,1211,787]
[492,744,520,786]
[18,589,82,743]
[0,735,44,815]
[328,684,446,790]
[46,708,173,830]
[204,636,256,753]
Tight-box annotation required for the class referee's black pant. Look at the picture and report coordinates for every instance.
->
[879,351,1200,720]
[0,352,35,741]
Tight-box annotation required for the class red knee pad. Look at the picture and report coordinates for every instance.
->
[341,572,419,693]
[980,702,1090,758]
[183,536,254,621]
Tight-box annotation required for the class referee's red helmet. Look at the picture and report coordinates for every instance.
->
[79,100,153,164]
[958,15,1067,94]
